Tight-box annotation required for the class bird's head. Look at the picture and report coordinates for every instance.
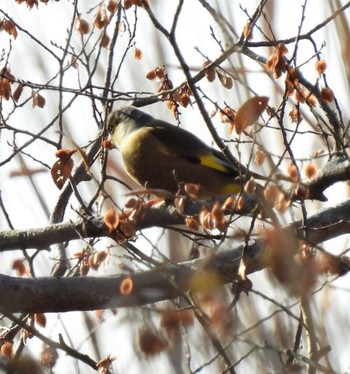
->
[107,105,154,148]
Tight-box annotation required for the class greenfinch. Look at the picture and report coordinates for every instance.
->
[108,106,241,199]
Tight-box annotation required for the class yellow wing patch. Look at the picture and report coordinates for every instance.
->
[199,154,231,173]
[221,183,241,195]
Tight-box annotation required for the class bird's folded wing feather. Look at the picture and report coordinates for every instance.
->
[147,122,239,177]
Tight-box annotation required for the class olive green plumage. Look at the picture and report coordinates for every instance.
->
[108,106,241,198]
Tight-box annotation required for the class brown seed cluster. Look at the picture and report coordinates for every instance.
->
[0,18,17,38]
[146,66,193,116]
[103,197,146,243]
[0,67,15,101]
[123,0,149,10]
[15,0,49,8]
[202,60,233,89]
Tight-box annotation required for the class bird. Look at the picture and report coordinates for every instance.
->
[107,105,242,199]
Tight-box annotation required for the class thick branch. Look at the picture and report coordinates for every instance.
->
[0,199,350,313]
[0,246,245,313]
[0,205,185,251]
[1,196,350,251]
[305,156,350,201]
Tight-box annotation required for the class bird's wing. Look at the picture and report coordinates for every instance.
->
[147,122,239,177]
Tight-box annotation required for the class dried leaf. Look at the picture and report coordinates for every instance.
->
[25,0,38,8]
[55,148,76,159]
[101,32,110,48]
[243,21,253,40]
[264,185,282,204]
[244,177,256,194]
[0,79,11,100]
[1,342,13,359]
[198,208,214,230]
[94,5,109,29]
[51,149,76,190]
[217,70,233,89]
[12,259,28,276]
[220,107,236,133]
[138,328,168,356]
[184,183,200,199]
[13,83,23,102]
[39,346,58,369]
[203,60,216,82]
[134,47,143,60]
[238,258,248,280]
[209,302,235,340]
[104,207,119,233]
[254,150,265,166]
[80,261,90,276]
[89,250,108,271]
[3,19,18,39]
[123,0,134,10]
[265,43,288,79]
[146,69,157,80]
[289,105,301,123]
[178,93,191,107]
[222,195,236,210]
[97,355,116,373]
[234,96,269,134]
[107,0,119,13]
[304,162,318,179]
[288,162,299,182]
[70,55,78,69]
[161,309,194,333]
[157,78,173,98]
[0,66,15,82]
[32,90,46,108]
[274,194,291,213]
[146,66,166,81]
[320,87,334,103]
[236,196,244,210]
[185,216,199,231]
[315,59,327,74]
[75,17,90,35]
[34,313,47,328]
[124,197,139,209]
[118,220,136,238]
[211,200,225,227]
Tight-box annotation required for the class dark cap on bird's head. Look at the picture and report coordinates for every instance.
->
[107,106,155,148]
[108,105,153,131]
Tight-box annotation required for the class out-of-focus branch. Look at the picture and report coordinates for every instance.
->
[0,310,97,370]
[0,198,349,313]
[0,245,245,313]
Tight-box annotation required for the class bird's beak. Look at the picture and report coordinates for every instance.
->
[104,134,117,150]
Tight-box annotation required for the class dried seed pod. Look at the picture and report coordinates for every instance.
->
[104,207,119,233]
[315,59,327,74]
[304,162,318,179]
[75,17,90,35]
[320,87,334,103]
[234,96,269,134]
[203,60,216,82]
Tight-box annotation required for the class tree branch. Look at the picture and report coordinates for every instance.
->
[0,198,349,313]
